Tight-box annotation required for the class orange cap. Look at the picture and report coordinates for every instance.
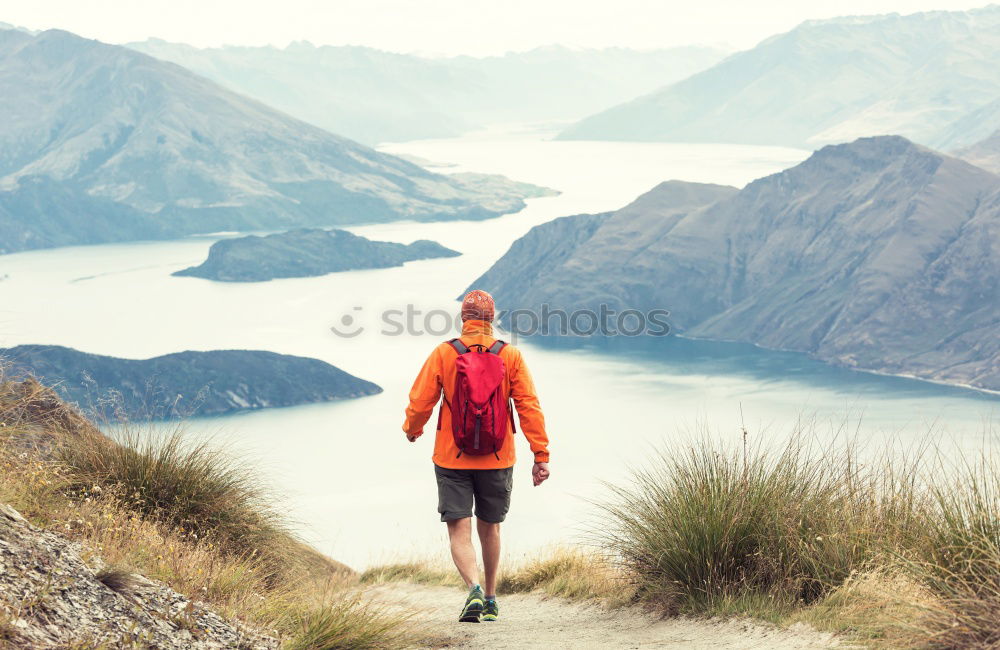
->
[461,289,495,322]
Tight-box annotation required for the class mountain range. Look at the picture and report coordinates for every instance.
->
[470,136,1000,392]
[127,40,727,144]
[559,6,1000,153]
[0,28,546,254]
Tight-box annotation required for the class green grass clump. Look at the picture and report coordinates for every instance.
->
[598,435,922,615]
[595,429,1000,646]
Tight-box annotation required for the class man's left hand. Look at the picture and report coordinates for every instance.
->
[532,462,550,486]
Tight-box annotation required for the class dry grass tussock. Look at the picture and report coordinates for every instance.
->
[0,367,426,649]
[360,561,464,588]
[497,547,631,604]
[595,429,1000,648]
[903,452,1000,649]
[788,568,937,646]
[362,547,630,605]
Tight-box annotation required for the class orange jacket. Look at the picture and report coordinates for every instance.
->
[403,319,549,469]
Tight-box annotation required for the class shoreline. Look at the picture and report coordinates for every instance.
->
[675,333,1000,400]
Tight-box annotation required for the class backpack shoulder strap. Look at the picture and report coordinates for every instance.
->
[447,338,469,355]
[488,340,507,355]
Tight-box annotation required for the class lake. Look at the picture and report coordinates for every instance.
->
[1,127,996,569]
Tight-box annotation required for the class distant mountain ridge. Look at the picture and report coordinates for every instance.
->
[1,345,382,419]
[469,180,738,311]
[127,39,727,144]
[470,136,1000,392]
[0,21,34,34]
[0,28,543,254]
[955,127,1000,174]
[559,6,1000,151]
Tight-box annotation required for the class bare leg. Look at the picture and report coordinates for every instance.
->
[477,519,501,596]
[446,518,479,588]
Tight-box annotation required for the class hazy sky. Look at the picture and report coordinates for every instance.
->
[2,0,992,55]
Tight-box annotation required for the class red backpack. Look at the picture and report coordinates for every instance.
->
[440,338,515,458]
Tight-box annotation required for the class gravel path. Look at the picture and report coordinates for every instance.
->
[365,584,843,649]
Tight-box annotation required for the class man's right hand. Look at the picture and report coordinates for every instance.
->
[532,462,550,486]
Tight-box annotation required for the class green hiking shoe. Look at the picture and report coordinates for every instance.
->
[459,585,485,623]
[482,598,498,622]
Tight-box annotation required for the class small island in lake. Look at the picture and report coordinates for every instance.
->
[1,345,382,419]
[173,228,461,282]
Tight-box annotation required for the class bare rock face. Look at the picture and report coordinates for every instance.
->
[0,503,277,649]
[471,136,1000,392]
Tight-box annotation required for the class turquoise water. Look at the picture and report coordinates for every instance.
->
[1,129,995,568]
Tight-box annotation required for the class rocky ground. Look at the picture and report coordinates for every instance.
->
[0,502,277,649]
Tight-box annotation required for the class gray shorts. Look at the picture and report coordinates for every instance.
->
[434,465,514,523]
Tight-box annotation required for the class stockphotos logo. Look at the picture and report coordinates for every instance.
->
[330,304,670,341]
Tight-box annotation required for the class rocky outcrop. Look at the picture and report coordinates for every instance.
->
[0,503,277,649]
[174,228,461,282]
[1,346,382,419]
[470,136,1000,392]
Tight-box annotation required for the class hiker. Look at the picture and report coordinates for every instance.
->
[403,289,550,623]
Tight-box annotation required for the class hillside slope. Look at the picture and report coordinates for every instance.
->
[0,28,540,254]
[0,504,276,648]
[559,7,1000,150]
[0,374,410,649]
[470,136,1000,391]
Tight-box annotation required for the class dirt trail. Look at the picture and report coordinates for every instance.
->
[365,584,843,649]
